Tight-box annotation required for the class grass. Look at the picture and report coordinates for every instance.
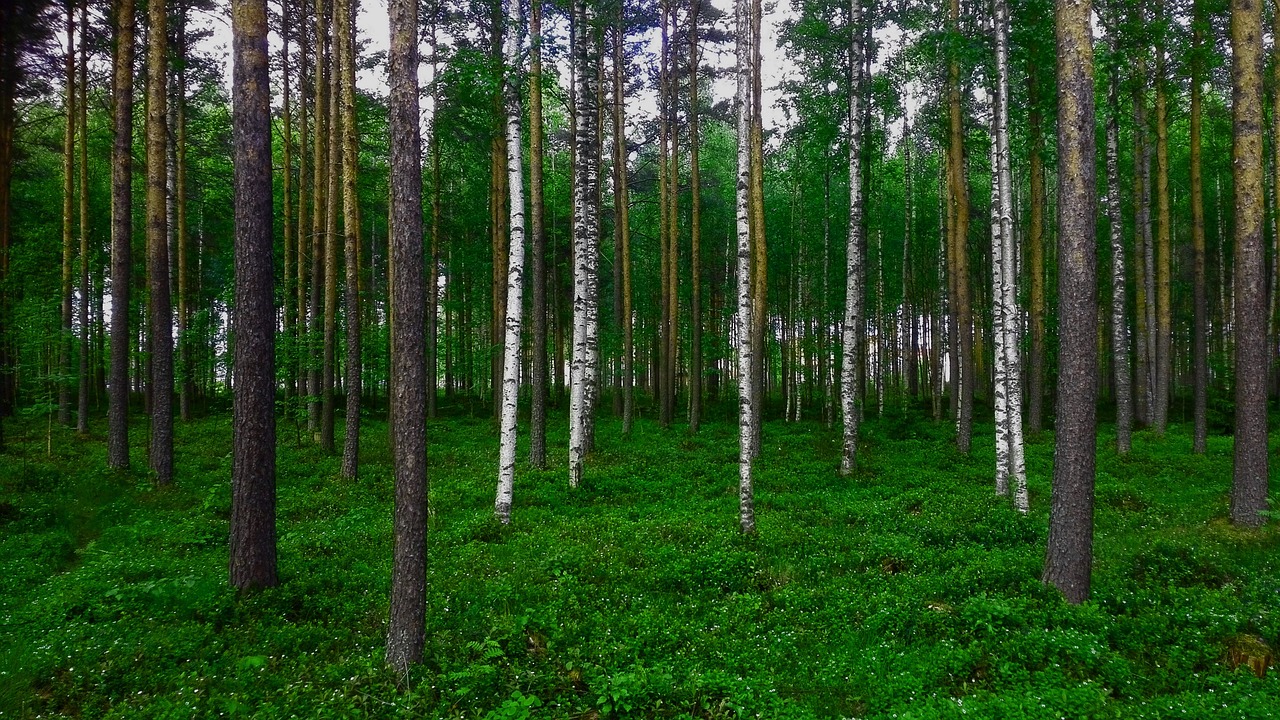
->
[0,400,1277,718]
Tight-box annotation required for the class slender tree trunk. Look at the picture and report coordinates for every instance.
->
[1153,8,1172,435]
[666,4,680,431]
[1230,0,1269,527]
[903,121,916,400]
[76,0,88,434]
[657,2,671,427]
[230,0,278,591]
[282,3,295,406]
[60,2,74,428]
[308,0,327,437]
[1132,65,1150,427]
[147,0,173,484]
[689,0,704,433]
[1027,62,1045,433]
[569,0,600,489]
[385,0,428,670]
[321,30,340,453]
[296,0,311,432]
[176,7,192,423]
[1043,0,1098,604]
[108,0,135,469]
[529,0,548,463]
[426,1,440,419]
[338,0,361,477]
[748,0,767,456]
[839,0,864,474]
[734,0,756,533]
[947,0,973,453]
[611,16,634,437]
[496,0,527,524]
[1106,28,1131,455]
[1190,8,1207,454]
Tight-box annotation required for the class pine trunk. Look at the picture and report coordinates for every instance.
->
[146,0,173,484]
[108,0,134,469]
[689,0,703,433]
[338,0,361,477]
[1153,13,1172,435]
[529,0,548,463]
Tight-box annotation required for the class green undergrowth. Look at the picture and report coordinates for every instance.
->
[1,405,1277,718]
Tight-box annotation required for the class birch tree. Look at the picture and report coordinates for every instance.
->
[495,0,526,524]
[840,0,864,476]
[569,0,601,489]
[734,0,756,532]
[1105,22,1131,455]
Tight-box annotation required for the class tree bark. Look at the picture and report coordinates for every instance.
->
[947,0,972,454]
[1027,63,1045,434]
[529,0,548,463]
[1043,0,1098,604]
[1106,27,1131,455]
[689,0,704,433]
[1230,0,1269,527]
[147,0,174,484]
[60,2,74,428]
[495,0,526,524]
[841,0,864,476]
[338,0,361,477]
[611,15,634,437]
[321,25,340,453]
[230,0,278,591]
[76,0,88,434]
[176,6,191,423]
[748,0,767,457]
[385,0,429,670]
[1153,6,1172,435]
[1190,6,1207,454]
[734,0,756,533]
[108,0,135,469]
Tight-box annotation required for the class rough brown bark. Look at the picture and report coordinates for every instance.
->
[1190,6,1207,454]
[1230,0,1269,527]
[1153,5,1172,435]
[107,0,135,468]
[947,0,972,454]
[338,0,360,478]
[530,0,548,461]
[176,6,192,423]
[1027,63,1045,434]
[426,1,440,419]
[385,0,429,671]
[229,0,278,591]
[689,0,703,433]
[321,27,340,453]
[612,16,633,436]
[147,0,174,484]
[1043,0,1098,604]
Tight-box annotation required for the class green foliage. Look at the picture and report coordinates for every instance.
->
[0,411,1277,718]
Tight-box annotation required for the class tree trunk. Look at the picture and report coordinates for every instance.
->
[176,7,192,423]
[947,0,973,454]
[147,0,173,484]
[296,0,311,433]
[108,0,134,468]
[658,2,672,428]
[60,2,74,428]
[611,15,634,437]
[1153,9,1172,435]
[282,2,295,407]
[1190,7,1207,454]
[748,0,767,457]
[529,0,548,463]
[338,0,361,478]
[1230,0,1269,527]
[385,0,428,670]
[1043,0,1098,604]
[495,0,526,524]
[426,1,440,419]
[688,0,703,433]
[1027,63,1045,433]
[76,0,88,434]
[308,0,327,437]
[734,0,756,533]
[1106,28,1131,455]
[229,0,278,591]
[1132,63,1151,427]
[321,29,340,453]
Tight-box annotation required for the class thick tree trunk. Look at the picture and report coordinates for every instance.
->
[1230,0,1269,527]
[108,0,135,469]
[1043,0,1098,604]
[229,0,278,591]
[385,0,429,670]
[338,0,361,477]
[147,0,174,484]
[495,0,526,524]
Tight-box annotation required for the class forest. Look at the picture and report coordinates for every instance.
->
[0,0,1278,715]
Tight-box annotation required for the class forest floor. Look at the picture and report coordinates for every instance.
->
[1,401,1278,719]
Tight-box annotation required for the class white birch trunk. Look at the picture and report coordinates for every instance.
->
[1106,33,1131,456]
[993,0,1027,511]
[569,0,600,489]
[495,0,526,523]
[990,107,1010,497]
[840,0,865,476]
[735,0,756,532]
